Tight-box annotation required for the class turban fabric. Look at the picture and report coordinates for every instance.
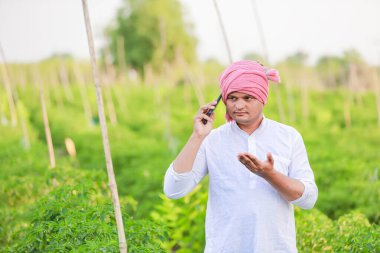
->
[219,60,281,121]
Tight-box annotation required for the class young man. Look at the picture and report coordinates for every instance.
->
[164,60,318,252]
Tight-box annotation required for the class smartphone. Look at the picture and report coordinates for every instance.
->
[202,94,222,125]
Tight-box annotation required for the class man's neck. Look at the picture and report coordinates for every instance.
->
[237,115,264,135]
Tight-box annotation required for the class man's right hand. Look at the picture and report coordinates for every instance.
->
[193,100,217,138]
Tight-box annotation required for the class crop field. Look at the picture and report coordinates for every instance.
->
[0,61,379,252]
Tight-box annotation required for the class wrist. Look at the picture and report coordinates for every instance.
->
[191,131,208,140]
[262,169,278,181]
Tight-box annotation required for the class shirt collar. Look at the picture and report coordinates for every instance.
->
[231,115,267,138]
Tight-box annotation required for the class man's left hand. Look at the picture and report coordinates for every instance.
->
[238,152,275,179]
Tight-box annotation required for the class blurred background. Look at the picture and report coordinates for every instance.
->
[1,0,379,252]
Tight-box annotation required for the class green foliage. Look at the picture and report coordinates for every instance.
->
[295,208,334,252]
[152,185,380,252]
[333,212,380,252]
[108,0,197,75]
[151,184,207,253]
[296,209,380,252]
[1,62,380,252]
[8,184,167,252]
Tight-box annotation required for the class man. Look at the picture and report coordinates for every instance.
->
[163,60,318,252]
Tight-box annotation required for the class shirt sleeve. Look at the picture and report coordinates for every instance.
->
[163,140,208,199]
[288,132,318,209]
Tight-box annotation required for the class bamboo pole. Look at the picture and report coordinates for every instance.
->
[250,0,268,62]
[114,36,129,84]
[103,75,118,125]
[249,1,286,123]
[16,101,31,149]
[212,0,233,64]
[300,75,309,123]
[111,83,127,115]
[33,67,56,168]
[0,43,18,126]
[59,57,74,102]
[283,66,296,123]
[176,50,205,106]
[6,65,31,148]
[373,69,380,128]
[117,36,127,77]
[0,45,30,147]
[72,62,93,125]
[49,73,64,109]
[344,64,358,128]
[0,92,4,125]
[104,49,118,125]
[80,1,127,252]
[43,74,53,107]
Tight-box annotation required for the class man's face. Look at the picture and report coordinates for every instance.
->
[226,91,264,125]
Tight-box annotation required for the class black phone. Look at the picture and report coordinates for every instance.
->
[202,94,222,125]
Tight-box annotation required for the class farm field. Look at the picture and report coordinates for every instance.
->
[0,63,380,252]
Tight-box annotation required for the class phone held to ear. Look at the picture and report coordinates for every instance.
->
[202,94,222,125]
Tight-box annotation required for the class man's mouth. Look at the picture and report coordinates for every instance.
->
[234,111,248,116]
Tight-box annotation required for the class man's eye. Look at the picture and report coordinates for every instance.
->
[245,97,253,100]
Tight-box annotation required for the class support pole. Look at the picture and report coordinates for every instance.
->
[212,0,233,64]
[80,1,127,252]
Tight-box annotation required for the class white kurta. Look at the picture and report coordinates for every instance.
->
[164,117,318,253]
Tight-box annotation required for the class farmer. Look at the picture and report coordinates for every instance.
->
[163,60,318,252]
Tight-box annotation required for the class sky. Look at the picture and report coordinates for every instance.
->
[0,0,380,65]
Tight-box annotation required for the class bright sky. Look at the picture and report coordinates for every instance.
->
[1,0,379,65]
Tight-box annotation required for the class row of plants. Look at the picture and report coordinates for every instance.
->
[1,80,379,251]
[152,183,380,252]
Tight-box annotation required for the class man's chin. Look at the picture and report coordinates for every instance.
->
[234,117,250,124]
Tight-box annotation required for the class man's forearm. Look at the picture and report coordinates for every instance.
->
[263,170,305,201]
[173,133,206,173]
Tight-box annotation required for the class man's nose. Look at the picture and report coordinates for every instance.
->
[235,99,244,109]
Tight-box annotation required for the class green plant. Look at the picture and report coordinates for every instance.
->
[8,183,167,252]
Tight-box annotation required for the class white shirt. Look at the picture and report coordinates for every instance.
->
[164,117,318,253]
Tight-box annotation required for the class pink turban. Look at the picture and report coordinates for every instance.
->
[219,60,280,121]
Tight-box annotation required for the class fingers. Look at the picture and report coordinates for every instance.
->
[200,99,218,112]
[194,113,213,124]
[238,154,256,169]
[267,153,274,165]
[196,101,217,125]
[238,153,264,174]
[245,153,261,167]
[199,104,216,115]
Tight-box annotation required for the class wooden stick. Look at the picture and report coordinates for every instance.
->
[103,49,118,125]
[212,0,233,64]
[49,73,64,109]
[301,80,309,123]
[33,67,56,168]
[248,1,287,122]
[177,50,205,106]
[282,66,296,123]
[0,43,18,126]
[73,62,93,125]
[345,64,357,128]
[250,0,269,62]
[80,1,127,252]
[0,44,30,148]
[17,101,31,149]
[373,69,380,128]
[117,36,127,75]
[102,74,118,125]
[58,57,74,101]
[273,85,286,123]
[111,83,127,115]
